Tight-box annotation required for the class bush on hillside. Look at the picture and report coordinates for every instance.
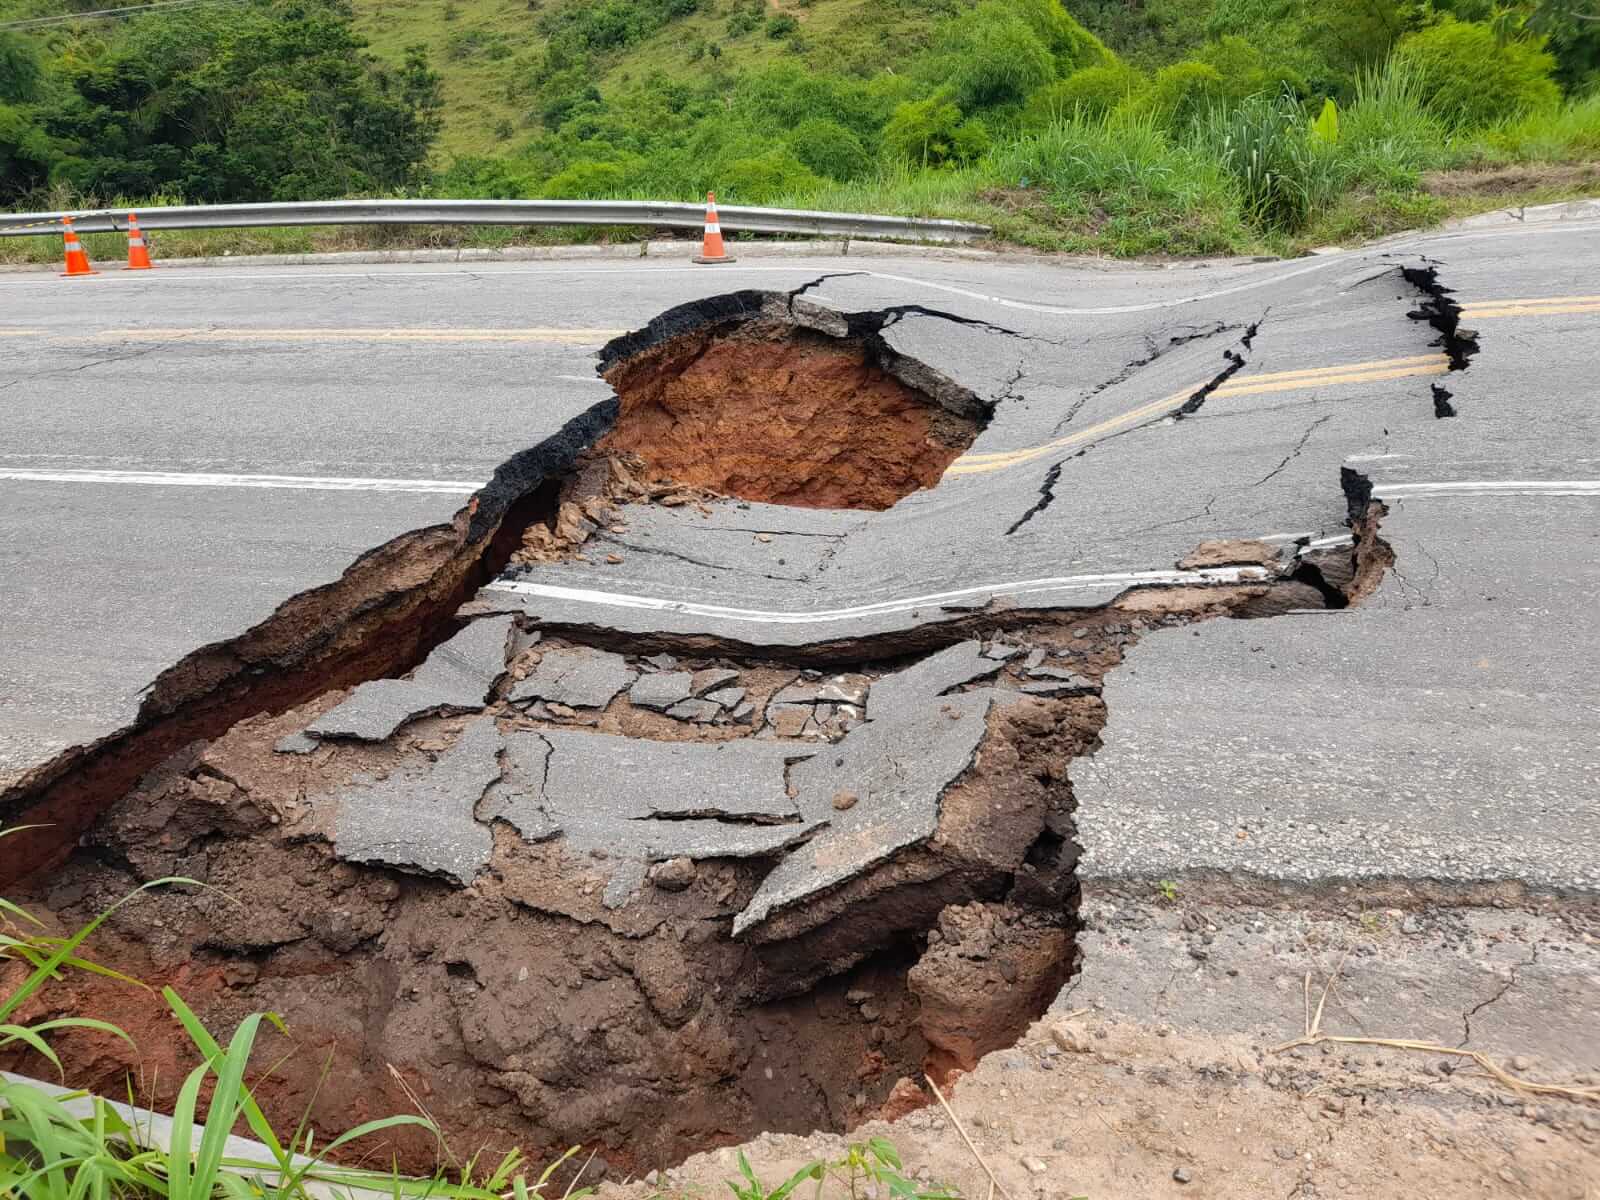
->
[1007,0,1116,73]
[1198,36,1307,102]
[543,158,634,198]
[719,148,821,203]
[0,32,43,104]
[788,117,874,180]
[1144,61,1228,127]
[1396,19,1561,127]
[1022,63,1145,125]
[944,4,1058,111]
[883,97,989,166]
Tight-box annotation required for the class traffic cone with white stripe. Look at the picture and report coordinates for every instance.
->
[692,191,736,264]
[60,217,97,277]
[124,213,153,270]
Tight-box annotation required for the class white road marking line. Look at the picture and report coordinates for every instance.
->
[484,566,1273,625]
[1375,480,1600,498]
[0,468,480,494]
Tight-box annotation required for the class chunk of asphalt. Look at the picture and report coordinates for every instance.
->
[332,717,500,884]
[690,668,740,696]
[274,732,318,755]
[1020,680,1099,697]
[735,689,994,936]
[1026,667,1100,692]
[309,615,515,742]
[541,730,808,822]
[865,640,1003,720]
[629,671,694,710]
[478,731,560,841]
[602,857,649,910]
[509,646,636,709]
[984,644,1021,661]
[706,686,747,709]
[667,698,723,723]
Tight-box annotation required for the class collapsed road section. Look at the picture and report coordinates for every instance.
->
[2,270,1438,1175]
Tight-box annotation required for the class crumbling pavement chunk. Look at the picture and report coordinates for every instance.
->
[540,731,810,823]
[332,717,501,884]
[308,616,515,742]
[735,687,994,936]
[509,646,637,709]
[865,640,1002,720]
[479,731,560,841]
[629,672,694,710]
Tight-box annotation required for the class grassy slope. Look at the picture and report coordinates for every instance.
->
[352,0,949,160]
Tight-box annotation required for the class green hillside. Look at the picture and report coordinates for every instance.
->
[3,0,1600,260]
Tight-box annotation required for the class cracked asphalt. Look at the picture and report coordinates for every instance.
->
[3,218,1598,1070]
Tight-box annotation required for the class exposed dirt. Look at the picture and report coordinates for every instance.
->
[618,1010,1600,1200]
[600,320,977,510]
[1422,161,1600,197]
[2,518,1378,1178]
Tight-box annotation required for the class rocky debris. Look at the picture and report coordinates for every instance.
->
[509,647,637,710]
[648,857,696,891]
[332,716,501,883]
[706,686,747,709]
[867,641,1004,720]
[737,687,994,935]
[691,668,740,696]
[274,732,318,755]
[629,671,694,710]
[667,698,722,723]
[306,616,516,743]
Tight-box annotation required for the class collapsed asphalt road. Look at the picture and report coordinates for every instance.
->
[2,219,1598,1173]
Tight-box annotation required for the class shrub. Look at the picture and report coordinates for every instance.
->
[1022,63,1145,126]
[1396,19,1561,128]
[1194,91,1342,230]
[787,117,874,180]
[1198,35,1307,102]
[1145,61,1228,128]
[766,13,799,39]
[1338,59,1450,187]
[719,148,822,203]
[942,3,1058,111]
[1007,0,1116,73]
[883,97,988,166]
[542,158,633,198]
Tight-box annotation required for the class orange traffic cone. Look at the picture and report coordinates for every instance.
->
[692,192,736,264]
[60,217,97,277]
[125,213,153,270]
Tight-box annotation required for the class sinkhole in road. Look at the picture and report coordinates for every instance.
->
[0,281,1395,1186]
[594,291,987,510]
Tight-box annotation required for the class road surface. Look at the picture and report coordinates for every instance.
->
[2,217,1597,1100]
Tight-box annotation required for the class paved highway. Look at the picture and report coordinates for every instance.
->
[3,219,1597,888]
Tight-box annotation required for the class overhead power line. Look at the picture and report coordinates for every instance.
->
[0,0,243,32]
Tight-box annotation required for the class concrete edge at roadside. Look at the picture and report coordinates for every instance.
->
[0,1070,409,1200]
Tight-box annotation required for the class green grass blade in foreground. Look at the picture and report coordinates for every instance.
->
[0,869,198,1024]
[165,1063,210,1200]
[163,988,293,1170]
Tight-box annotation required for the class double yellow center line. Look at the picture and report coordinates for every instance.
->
[949,352,1450,476]
[1460,294,1600,319]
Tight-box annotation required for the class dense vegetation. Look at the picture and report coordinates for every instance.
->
[3,0,1599,256]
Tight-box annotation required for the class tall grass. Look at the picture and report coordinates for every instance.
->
[989,111,1250,255]
[1192,92,1345,230]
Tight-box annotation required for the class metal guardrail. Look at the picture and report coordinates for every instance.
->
[0,199,991,243]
